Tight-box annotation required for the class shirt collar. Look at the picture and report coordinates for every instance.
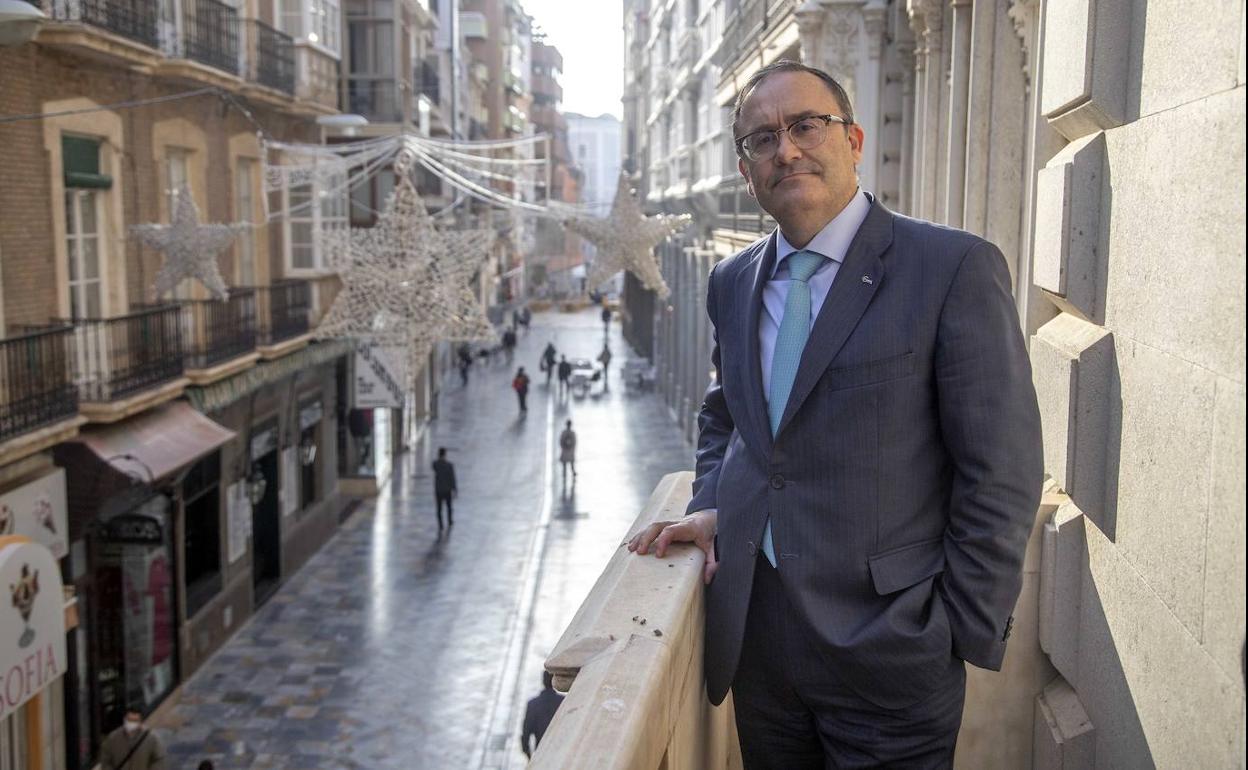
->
[771,188,872,278]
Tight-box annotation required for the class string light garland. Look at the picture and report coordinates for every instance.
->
[131,187,247,300]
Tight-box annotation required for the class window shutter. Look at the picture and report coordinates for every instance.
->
[62,136,113,189]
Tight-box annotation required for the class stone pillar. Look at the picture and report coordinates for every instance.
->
[918,0,944,221]
[906,2,929,215]
[795,1,824,65]
[897,35,917,216]
[944,0,973,227]
[859,0,889,194]
[962,0,1002,238]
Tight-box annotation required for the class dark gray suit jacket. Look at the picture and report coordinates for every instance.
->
[688,199,1043,709]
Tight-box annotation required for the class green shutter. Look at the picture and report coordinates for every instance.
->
[62,135,113,189]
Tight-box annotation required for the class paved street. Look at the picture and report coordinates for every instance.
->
[152,308,695,769]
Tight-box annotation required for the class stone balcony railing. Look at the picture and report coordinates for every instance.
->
[536,474,1064,768]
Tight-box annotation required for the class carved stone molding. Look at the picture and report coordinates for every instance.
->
[907,0,928,70]
[1008,0,1039,93]
[822,3,862,97]
[796,0,825,62]
[862,0,889,60]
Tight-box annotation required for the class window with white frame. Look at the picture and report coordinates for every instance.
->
[164,148,194,298]
[235,158,257,285]
[279,0,341,54]
[65,190,103,319]
[282,170,348,273]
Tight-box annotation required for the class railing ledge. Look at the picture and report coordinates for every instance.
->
[536,471,742,769]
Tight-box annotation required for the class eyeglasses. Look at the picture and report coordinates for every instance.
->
[734,114,853,162]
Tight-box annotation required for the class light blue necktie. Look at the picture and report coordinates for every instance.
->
[762,249,825,567]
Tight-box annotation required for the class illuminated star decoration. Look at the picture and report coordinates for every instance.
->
[564,172,690,299]
[315,150,498,383]
[131,186,246,301]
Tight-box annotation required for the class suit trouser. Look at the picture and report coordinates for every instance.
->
[435,493,453,528]
[732,555,966,770]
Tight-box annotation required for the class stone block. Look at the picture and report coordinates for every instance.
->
[1077,521,1243,768]
[1040,0,1133,139]
[1038,499,1086,681]
[1032,676,1095,769]
[1135,0,1243,118]
[1111,339,1216,635]
[1033,133,1107,322]
[1102,87,1246,383]
[1202,377,1246,686]
[1031,314,1115,530]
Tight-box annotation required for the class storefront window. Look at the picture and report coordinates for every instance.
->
[183,452,222,618]
[93,494,177,731]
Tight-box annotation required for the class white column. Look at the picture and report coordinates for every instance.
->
[919,0,944,221]
[906,3,929,215]
[944,0,973,227]
[859,0,889,194]
[962,0,1001,237]
[897,35,917,215]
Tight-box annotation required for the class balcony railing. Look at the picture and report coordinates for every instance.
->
[64,305,184,403]
[163,0,240,75]
[244,19,294,94]
[715,0,797,72]
[45,0,160,49]
[714,179,775,235]
[0,326,78,444]
[179,289,257,370]
[251,279,310,346]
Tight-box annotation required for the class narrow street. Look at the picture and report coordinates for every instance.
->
[151,308,695,769]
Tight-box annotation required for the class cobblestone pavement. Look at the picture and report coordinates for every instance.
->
[152,308,695,769]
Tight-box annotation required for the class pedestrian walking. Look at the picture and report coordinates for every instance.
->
[559,420,577,479]
[600,303,611,334]
[628,60,1041,768]
[520,306,532,332]
[520,672,565,760]
[556,355,572,397]
[431,447,457,530]
[541,342,557,385]
[98,708,168,770]
[512,366,531,413]
[596,344,613,386]
[197,762,216,770]
[502,328,517,364]
[457,344,473,386]
[512,308,522,331]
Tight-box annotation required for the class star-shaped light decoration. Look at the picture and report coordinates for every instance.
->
[131,186,246,301]
[315,150,499,384]
[564,172,690,299]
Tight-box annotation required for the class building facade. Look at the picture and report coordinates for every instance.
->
[622,0,1246,766]
[566,112,624,296]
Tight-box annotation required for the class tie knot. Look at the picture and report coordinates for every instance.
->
[786,250,824,283]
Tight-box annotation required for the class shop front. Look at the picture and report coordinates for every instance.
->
[0,537,68,770]
[54,401,234,769]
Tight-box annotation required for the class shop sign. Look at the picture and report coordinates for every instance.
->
[299,400,324,431]
[353,343,405,409]
[0,540,67,720]
[0,468,69,560]
[103,512,164,544]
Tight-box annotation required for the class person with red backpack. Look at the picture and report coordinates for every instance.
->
[512,366,531,414]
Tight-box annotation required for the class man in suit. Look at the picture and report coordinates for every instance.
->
[628,60,1043,767]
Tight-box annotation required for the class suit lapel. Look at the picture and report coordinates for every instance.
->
[739,232,777,456]
[776,202,895,437]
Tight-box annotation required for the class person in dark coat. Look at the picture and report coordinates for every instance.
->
[520,671,565,759]
[556,355,572,396]
[502,328,517,364]
[512,367,531,413]
[98,708,167,770]
[541,342,557,384]
[431,447,457,530]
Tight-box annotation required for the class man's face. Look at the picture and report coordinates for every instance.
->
[735,71,865,229]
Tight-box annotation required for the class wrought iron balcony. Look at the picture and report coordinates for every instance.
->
[244,19,294,94]
[715,0,796,72]
[250,279,311,346]
[63,305,185,403]
[0,326,78,444]
[163,0,240,75]
[179,289,257,370]
[44,0,160,49]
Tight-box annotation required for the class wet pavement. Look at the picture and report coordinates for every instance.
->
[152,308,695,769]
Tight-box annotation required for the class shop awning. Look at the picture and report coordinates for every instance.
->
[73,401,236,482]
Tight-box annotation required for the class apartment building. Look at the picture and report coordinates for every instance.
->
[529,37,583,300]
[0,3,353,765]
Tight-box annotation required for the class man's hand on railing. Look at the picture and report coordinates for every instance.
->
[626,509,719,585]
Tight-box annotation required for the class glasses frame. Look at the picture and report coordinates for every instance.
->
[734,114,854,162]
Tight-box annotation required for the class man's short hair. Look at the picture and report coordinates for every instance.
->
[731,60,856,146]
[438,447,447,458]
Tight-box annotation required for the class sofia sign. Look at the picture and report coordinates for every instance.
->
[0,539,66,720]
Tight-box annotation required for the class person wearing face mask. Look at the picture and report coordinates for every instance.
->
[98,708,168,770]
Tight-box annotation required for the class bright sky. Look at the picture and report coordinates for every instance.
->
[522,0,625,119]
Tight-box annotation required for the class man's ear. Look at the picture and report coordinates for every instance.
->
[738,157,756,198]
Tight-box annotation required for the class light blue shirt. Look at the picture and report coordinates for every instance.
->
[759,189,872,402]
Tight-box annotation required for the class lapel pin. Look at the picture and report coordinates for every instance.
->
[861,275,873,285]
